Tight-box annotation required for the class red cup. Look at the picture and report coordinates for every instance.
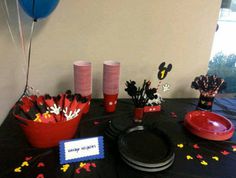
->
[134,107,144,122]
[104,93,118,113]
[14,112,83,148]
[82,95,92,114]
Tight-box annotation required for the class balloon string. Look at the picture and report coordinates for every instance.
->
[32,0,37,22]
[18,20,35,101]
[16,0,27,66]
[2,0,27,76]
[25,21,35,89]
[1,0,17,49]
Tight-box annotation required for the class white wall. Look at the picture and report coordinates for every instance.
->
[0,0,221,124]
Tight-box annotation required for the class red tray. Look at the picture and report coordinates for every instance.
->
[184,111,234,141]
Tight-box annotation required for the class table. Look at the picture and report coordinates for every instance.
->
[0,98,236,178]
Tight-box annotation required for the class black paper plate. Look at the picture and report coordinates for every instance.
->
[105,116,135,140]
[118,125,174,169]
[121,154,174,172]
[111,115,134,132]
[105,121,119,140]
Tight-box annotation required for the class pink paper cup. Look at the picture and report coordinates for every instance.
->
[104,60,120,66]
[73,61,92,97]
[104,93,118,113]
[103,60,120,95]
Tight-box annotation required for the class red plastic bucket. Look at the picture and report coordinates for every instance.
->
[14,112,82,148]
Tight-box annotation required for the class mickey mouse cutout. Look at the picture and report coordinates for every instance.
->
[157,62,172,80]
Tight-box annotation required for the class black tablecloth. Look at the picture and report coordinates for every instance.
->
[0,98,236,178]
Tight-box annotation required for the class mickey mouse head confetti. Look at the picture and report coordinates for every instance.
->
[37,162,45,168]
[186,155,193,160]
[221,150,230,155]
[200,160,208,166]
[232,145,236,152]
[14,159,32,173]
[60,164,70,172]
[25,156,32,161]
[13,156,97,177]
[79,162,86,168]
[36,173,45,178]
[14,167,22,173]
[196,154,203,159]
[14,156,36,173]
[193,144,200,149]
[212,156,219,161]
[177,143,184,148]
[75,162,96,174]
[21,161,29,167]
[176,142,236,168]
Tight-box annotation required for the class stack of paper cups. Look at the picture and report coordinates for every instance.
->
[73,61,92,113]
[103,60,120,112]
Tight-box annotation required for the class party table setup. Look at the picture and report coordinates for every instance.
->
[1,55,236,178]
[1,1,236,178]
[1,94,236,178]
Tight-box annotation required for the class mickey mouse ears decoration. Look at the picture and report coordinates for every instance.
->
[157,62,172,80]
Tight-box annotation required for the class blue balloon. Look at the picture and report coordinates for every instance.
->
[19,0,59,20]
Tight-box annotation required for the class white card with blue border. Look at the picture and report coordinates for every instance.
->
[59,136,104,164]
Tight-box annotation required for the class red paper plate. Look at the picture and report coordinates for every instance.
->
[184,111,234,141]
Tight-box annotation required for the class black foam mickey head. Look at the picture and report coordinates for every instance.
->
[157,62,172,80]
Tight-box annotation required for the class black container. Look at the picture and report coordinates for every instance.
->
[197,94,215,111]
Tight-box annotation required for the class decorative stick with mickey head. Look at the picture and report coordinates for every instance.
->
[157,62,172,90]
[191,75,225,97]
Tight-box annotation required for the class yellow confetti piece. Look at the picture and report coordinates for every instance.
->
[79,162,86,168]
[21,161,29,167]
[186,155,193,160]
[200,160,208,166]
[177,144,184,148]
[212,156,219,161]
[34,114,42,122]
[233,148,236,152]
[14,167,22,173]
[43,111,51,119]
[60,164,70,172]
